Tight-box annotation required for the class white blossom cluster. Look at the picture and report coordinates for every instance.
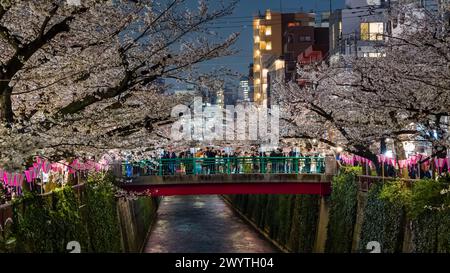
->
[275,2,450,163]
[0,0,238,170]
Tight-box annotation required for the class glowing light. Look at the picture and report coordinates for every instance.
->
[404,142,416,153]
[336,146,343,153]
[266,9,271,20]
[384,150,393,158]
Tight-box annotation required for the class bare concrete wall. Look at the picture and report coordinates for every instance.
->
[117,197,159,253]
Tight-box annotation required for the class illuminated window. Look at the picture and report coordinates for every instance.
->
[338,21,342,37]
[360,22,384,41]
[266,9,271,20]
[288,22,300,27]
[360,23,369,40]
[275,59,284,70]
[254,36,260,43]
[265,26,272,36]
[254,19,260,29]
[259,41,266,50]
[254,64,260,71]
[254,50,260,57]
[266,41,272,50]
[262,83,268,93]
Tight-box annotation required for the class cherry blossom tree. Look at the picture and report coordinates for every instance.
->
[0,0,238,170]
[275,1,449,170]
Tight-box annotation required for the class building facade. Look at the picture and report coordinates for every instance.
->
[237,76,251,103]
[329,0,390,62]
[252,10,316,105]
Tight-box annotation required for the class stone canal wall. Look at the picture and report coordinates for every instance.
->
[224,169,450,253]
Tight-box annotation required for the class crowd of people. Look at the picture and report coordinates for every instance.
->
[127,146,325,176]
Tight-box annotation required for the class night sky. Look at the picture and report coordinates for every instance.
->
[199,0,345,76]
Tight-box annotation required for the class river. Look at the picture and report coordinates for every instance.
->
[143,195,278,253]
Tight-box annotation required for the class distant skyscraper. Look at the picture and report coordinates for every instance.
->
[238,76,251,102]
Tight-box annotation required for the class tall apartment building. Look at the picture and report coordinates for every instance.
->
[252,10,316,106]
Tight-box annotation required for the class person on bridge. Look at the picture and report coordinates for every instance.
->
[204,147,216,174]
[243,152,252,173]
[195,149,204,174]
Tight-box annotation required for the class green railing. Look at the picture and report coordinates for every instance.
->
[123,156,325,177]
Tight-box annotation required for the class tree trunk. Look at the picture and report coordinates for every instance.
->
[394,140,408,178]
[0,81,13,124]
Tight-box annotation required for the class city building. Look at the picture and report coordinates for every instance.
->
[172,83,196,95]
[224,84,237,106]
[264,23,329,106]
[237,76,251,103]
[248,63,254,102]
[252,9,316,105]
[316,11,331,27]
[328,0,395,62]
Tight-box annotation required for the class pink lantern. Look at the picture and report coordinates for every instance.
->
[42,161,51,173]
[25,170,32,183]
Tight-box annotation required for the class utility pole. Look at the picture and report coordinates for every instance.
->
[387,0,392,36]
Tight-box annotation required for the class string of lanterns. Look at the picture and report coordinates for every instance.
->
[0,157,110,198]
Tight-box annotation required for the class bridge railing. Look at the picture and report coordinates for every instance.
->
[121,156,325,177]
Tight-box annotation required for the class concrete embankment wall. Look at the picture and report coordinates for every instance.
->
[117,196,160,252]
[224,181,449,253]
[222,194,327,253]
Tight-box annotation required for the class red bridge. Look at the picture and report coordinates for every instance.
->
[119,173,333,196]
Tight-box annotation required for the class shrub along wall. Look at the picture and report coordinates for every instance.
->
[408,178,450,252]
[0,172,158,253]
[226,170,450,253]
[358,182,405,253]
[325,167,360,253]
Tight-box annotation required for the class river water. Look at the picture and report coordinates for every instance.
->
[143,195,278,253]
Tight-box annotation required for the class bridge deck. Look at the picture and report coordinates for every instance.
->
[119,173,333,196]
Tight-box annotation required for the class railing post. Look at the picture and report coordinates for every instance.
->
[193,157,196,175]
[158,159,162,176]
[294,157,299,174]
